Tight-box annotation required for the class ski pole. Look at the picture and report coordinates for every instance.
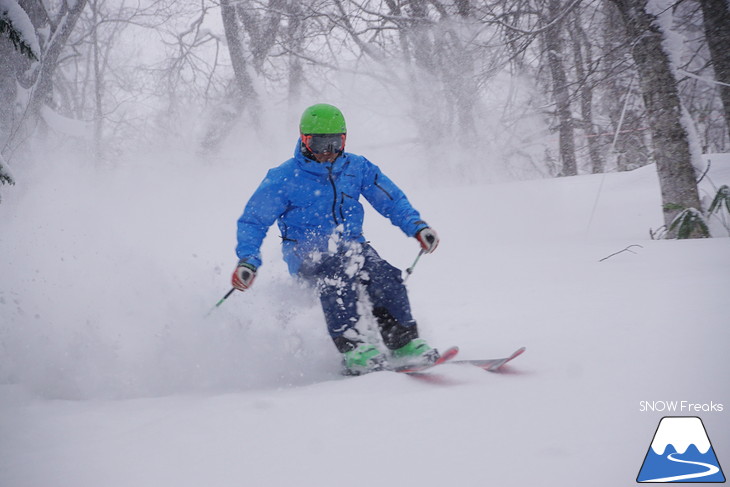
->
[206,288,235,316]
[404,249,425,281]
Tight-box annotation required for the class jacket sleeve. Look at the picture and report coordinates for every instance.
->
[235,168,288,268]
[360,158,429,237]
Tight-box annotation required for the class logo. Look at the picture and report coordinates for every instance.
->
[637,416,725,483]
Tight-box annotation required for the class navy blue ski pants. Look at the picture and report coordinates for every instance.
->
[298,243,418,351]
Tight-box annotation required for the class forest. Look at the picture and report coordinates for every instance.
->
[2,0,730,238]
[1,6,728,484]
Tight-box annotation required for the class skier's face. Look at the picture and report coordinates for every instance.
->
[313,151,339,163]
[301,133,345,163]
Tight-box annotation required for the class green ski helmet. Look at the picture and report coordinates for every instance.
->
[299,104,347,157]
[300,103,346,135]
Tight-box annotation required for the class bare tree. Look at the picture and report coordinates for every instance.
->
[569,5,604,173]
[284,0,304,107]
[1,0,36,145]
[1,0,41,148]
[593,1,650,172]
[698,0,730,141]
[608,0,704,238]
[204,0,286,151]
[4,0,723,195]
[220,0,257,108]
[1,0,90,154]
[666,1,728,153]
[26,0,90,123]
[541,0,577,176]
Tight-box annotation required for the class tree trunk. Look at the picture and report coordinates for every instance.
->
[699,0,730,140]
[203,0,259,151]
[26,0,89,120]
[570,9,603,174]
[404,0,444,142]
[0,36,19,145]
[220,0,256,107]
[543,0,577,176]
[237,0,283,75]
[451,4,477,142]
[91,0,103,161]
[285,1,303,107]
[608,0,703,238]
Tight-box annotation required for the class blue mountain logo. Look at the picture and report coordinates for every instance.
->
[637,416,725,483]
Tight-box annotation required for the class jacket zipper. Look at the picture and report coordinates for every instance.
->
[326,165,339,225]
[339,193,354,222]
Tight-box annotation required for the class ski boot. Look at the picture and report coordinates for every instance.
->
[342,343,388,376]
[391,338,440,367]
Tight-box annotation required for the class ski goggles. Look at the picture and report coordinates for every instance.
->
[301,133,346,154]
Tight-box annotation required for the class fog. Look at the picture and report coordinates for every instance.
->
[1,0,729,401]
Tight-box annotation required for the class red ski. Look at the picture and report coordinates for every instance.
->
[393,346,460,374]
[452,346,526,371]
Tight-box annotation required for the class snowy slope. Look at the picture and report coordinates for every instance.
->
[0,152,728,487]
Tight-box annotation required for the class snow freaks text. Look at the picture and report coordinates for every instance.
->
[639,401,724,413]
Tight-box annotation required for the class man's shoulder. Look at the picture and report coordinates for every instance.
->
[342,151,367,162]
[341,152,377,170]
[266,158,298,177]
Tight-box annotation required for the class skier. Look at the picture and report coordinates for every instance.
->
[231,103,440,375]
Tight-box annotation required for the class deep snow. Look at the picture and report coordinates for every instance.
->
[0,148,728,487]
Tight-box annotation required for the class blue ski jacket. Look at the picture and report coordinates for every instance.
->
[236,141,429,275]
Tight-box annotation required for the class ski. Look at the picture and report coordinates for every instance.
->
[451,346,526,372]
[343,346,524,376]
[393,346,460,374]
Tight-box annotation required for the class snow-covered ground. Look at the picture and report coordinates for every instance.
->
[0,148,728,487]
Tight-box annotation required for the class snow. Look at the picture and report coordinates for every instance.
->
[0,145,728,486]
[40,105,93,138]
[651,417,712,455]
[0,0,40,58]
